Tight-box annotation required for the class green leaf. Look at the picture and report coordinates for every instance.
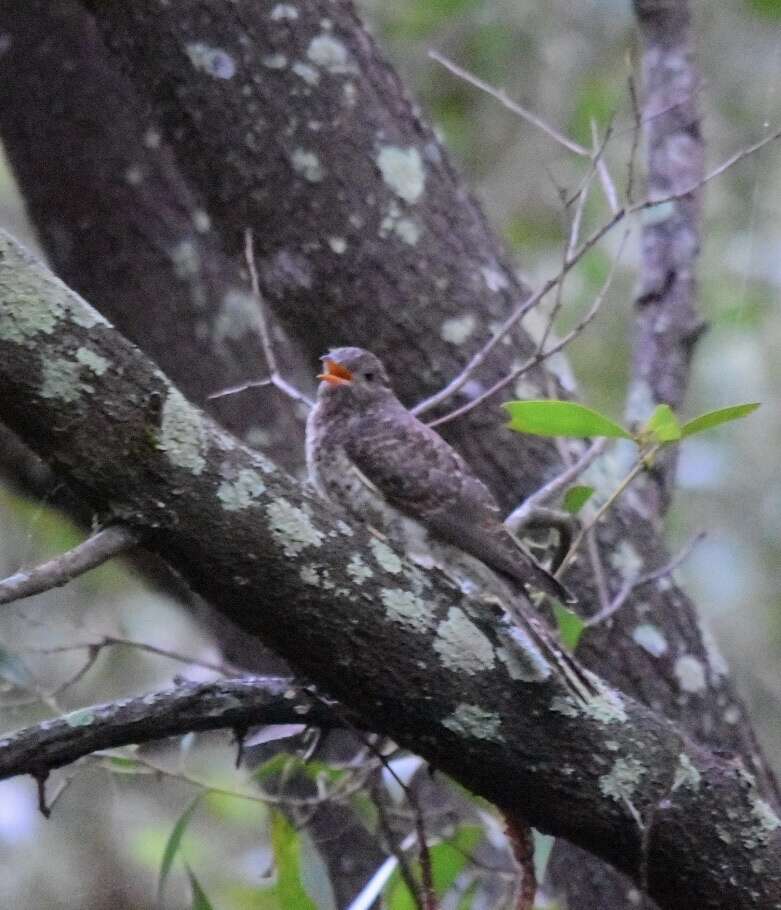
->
[271,811,318,910]
[504,401,631,439]
[386,825,483,910]
[562,485,595,514]
[643,404,682,443]
[681,403,760,438]
[158,796,201,901]
[553,604,585,652]
[185,865,214,910]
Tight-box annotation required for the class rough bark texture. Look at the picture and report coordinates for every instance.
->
[0,0,310,473]
[1,233,781,909]
[627,0,706,518]
[0,0,776,905]
[73,0,774,784]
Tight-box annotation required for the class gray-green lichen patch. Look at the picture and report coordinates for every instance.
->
[698,616,729,678]
[346,554,373,585]
[496,626,551,682]
[217,469,267,511]
[599,757,646,803]
[674,654,706,693]
[300,564,320,586]
[433,607,495,675]
[0,232,110,345]
[270,3,299,19]
[214,289,262,346]
[672,752,701,792]
[381,587,435,631]
[170,238,202,283]
[266,498,325,557]
[551,685,627,725]
[63,707,96,727]
[290,148,324,183]
[328,236,348,254]
[376,146,425,204]
[75,346,109,376]
[370,537,402,574]
[185,42,236,79]
[158,387,208,475]
[40,357,93,403]
[632,623,668,658]
[747,797,781,847]
[440,314,476,345]
[390,216,420,246]
[378,201,421,246]
[442,703,503,743]
[261,53,288,70]
[293,61,319,85]
[306,34,355,74]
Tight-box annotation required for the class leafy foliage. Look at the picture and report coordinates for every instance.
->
[563,484,595,514]
[553,603,586,651]
[504,400,631,439]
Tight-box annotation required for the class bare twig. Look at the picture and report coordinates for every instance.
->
[0,525,137,606]
[557,445,662,580]
[428,228,629,429]
[373,786,425,910]
[28,634,237,678]
[209,231,314,408]
[505,439,608,533]
[429,50,588,157]
[592,119,620,215]
[585,531,706,627]
[626,74,642,204]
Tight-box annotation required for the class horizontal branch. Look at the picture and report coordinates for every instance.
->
[1,232,780,908]
[0,676,348,782]
[0,525,137,606]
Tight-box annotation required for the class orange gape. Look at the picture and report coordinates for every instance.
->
[317,359,353,384]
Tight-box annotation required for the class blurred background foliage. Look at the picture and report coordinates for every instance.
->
[1,1,780,907]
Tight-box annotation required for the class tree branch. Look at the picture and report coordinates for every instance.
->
[1,233,780,908]
[0,525,137,606]
[626,0,705,517]
[0,676,347,783]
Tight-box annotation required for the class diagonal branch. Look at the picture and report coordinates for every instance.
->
[0,233,780,909]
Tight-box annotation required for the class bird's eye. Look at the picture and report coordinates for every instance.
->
[364,372,374,382]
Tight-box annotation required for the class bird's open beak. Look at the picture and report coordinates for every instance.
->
[317,359,353,385]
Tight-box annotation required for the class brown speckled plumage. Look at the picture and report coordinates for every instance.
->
[306,347,574,604]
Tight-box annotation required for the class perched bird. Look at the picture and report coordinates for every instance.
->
[306,346,575,605]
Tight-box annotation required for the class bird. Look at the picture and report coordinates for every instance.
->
[305,346,575,606]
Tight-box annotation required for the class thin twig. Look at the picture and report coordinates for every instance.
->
[28,634,237,678]
[592,118,620,215]
[428,228,629,429]
[626,74,642,204]
[557,445,661,580]
[416,125,778,423]
[429,50,588,157]
[208,230,314,408]
[504,439,607,532]
[585,531,705,627]
[374,786,425,910]
[631,126,781,211]
[0,525,137,606]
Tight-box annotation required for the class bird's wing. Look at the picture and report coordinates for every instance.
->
[346,406,501,521]
[346,405,575,603]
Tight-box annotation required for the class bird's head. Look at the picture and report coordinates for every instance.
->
[316,347,392,405]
